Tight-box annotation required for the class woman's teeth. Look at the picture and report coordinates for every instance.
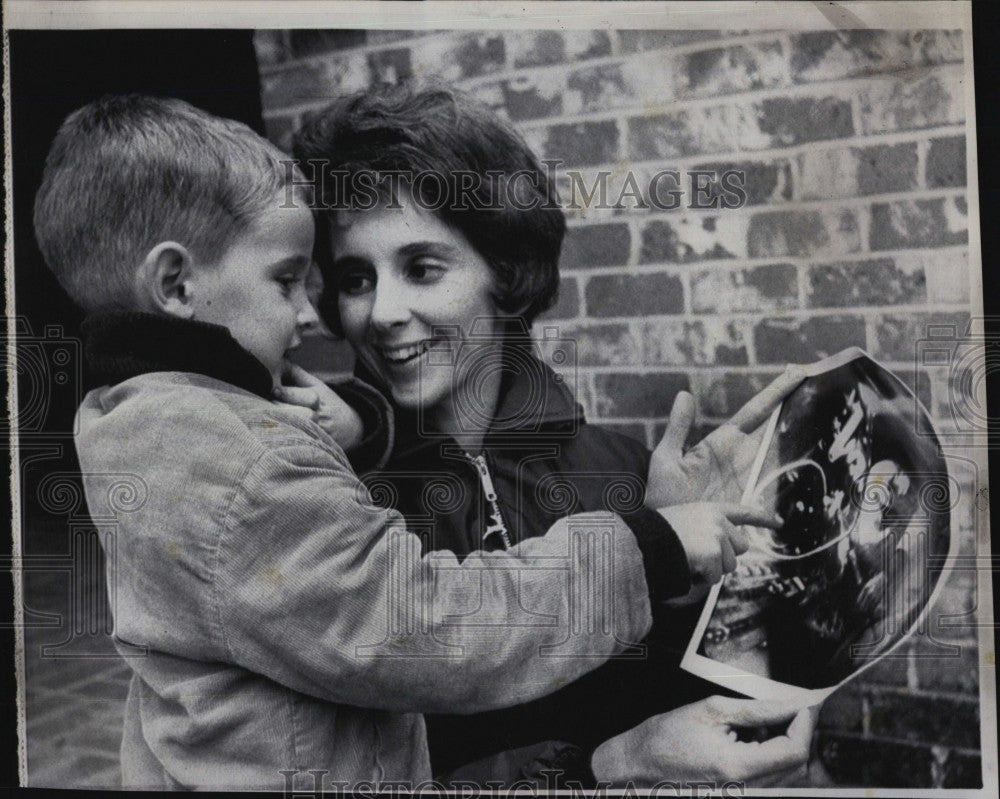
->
[380,340,431,365]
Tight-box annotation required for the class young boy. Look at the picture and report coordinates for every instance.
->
[31,95,770,790]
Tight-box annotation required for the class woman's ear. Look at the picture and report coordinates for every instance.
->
[135,242,197,318]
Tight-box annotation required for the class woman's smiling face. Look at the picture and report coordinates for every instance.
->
[332,197,505,435]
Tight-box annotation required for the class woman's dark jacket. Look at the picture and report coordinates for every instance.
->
[357,344,718,776]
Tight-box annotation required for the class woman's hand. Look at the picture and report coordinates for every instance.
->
[646,366,807,508]
[590,696,817,786]
[273,363,364,450]
[658,503,781,603]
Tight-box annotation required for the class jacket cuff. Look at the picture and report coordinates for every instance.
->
[329,378,395,474]
[619,506,692,602]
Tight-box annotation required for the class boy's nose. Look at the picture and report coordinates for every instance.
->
[297,297,321,331]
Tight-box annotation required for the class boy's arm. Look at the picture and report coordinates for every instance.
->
[214,440,690,715]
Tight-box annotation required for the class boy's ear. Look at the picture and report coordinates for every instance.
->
[136,242,197,318]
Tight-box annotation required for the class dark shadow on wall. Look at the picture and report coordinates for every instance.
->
[4,30,264,788]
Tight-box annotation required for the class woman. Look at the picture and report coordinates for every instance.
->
[293,83,809,785]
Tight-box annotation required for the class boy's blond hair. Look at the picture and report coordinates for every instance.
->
[34,94,307,312]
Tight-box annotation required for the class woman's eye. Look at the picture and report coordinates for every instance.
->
[407,261,444,282]
[276,276,300,295]
[339,271,374,295]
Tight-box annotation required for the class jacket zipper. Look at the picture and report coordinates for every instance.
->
[465,452,512,550]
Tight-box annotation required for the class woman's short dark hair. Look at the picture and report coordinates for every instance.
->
[292,83,566,334]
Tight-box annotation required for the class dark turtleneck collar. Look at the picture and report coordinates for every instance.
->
[81,311,275,399]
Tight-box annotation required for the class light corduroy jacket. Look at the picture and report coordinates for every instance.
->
[74,313,690,791]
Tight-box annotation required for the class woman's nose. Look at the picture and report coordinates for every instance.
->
[369,279,412,330]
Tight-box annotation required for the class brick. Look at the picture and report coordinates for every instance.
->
[542,121,619,167]
[691,263,798,313]
[618,30,721,53]
[566,63,634,114]
[642,319,751,366]
[507,31,565,67]
[413,34,505,82]
[367,47,412,84]
[628,105,735,160]
[561,223,631,268]
[502,75,564,121]
[924,249,970,303]
[868,692,979,748]
[453,34,506,78]
[505,30,611,67]
[913,29,965,65]
[699,372,777,417]
[872,312,972,361]
[254,30,289,67]
[927,136,967,188]
[936,753,984,789]
[585,272,683,317]
[260,53,370,109]
[743,95,854,148]
[814,734,866,784]
[538,276,579,320]
[641,215,748,263]
[747,208,861,258]
[853,654,911,686]
[593,373,690,417]
[366,31,426,47]
[467,82,507,114]
[817,686,865,732]
[289,29,367,58]
[858,68,965,134]
[263,115,296,152]
[558,323,641,366]
[818,734,936,787]
[858,142,920,195]
[676,40,788,98]
[754,315,866,364]
[870,198,967,251]
[564,30,613,62]
[690,159,792,206]
[791,30,964,83]
[796,148,860,201]
[791,31,915,82]
[807,257,926,308]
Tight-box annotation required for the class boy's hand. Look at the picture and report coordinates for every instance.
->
[658,502,781,603]
[646,366,806,508]
[273,363,364,450]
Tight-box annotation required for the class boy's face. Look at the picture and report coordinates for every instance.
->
[188,196,318,385]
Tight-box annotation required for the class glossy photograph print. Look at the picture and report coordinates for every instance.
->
[687,349,954,700]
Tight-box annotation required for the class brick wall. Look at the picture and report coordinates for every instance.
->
[253,28,982,788]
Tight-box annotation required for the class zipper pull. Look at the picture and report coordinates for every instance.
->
[470,454,498,501]
[466,453,512,549]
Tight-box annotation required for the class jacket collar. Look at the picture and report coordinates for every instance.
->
[357,338,585,458]
[81,311,275,399]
